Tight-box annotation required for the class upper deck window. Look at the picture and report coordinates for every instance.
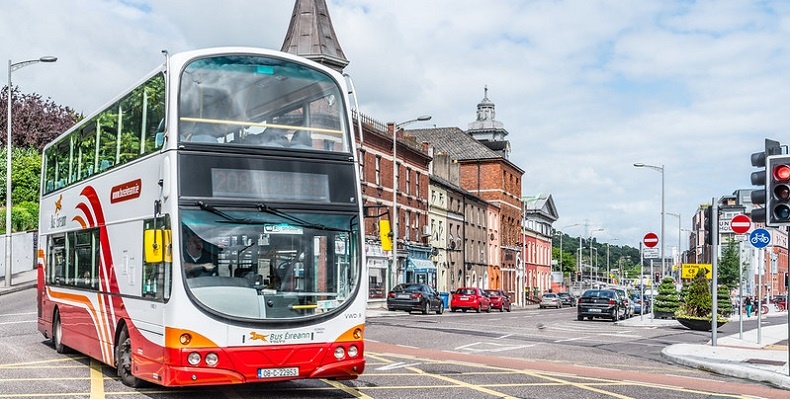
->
[178,55,349,153]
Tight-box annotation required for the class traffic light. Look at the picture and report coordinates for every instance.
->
[784,272,789,288]
[576,271,582,282]
[767,154,790,225]
[654,272,660,283]
[750,139,781,224]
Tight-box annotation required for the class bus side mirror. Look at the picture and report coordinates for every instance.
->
[144,229,172,263]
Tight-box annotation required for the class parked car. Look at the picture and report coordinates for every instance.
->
[450,287,491,313]
[630,291,650,315]
[386,283,445,314]
[612,288,633,319]
[539,293,563,309]
[577,289,623,321]
[557,292,576,307]
[484,289,512,312]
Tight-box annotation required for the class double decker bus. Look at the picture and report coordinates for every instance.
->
[36,47,366,387]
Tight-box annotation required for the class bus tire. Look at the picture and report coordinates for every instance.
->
[52,311,69,354]
[116,326,144,388]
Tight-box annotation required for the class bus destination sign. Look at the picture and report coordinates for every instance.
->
[211,168,330,202]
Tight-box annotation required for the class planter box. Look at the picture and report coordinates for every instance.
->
[677,318,726,331]
[653,310,675,319]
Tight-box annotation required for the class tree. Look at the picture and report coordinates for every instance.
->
[675,269,728,323]
[653,277,680,317]
[1,85,78,150]
[0,147,43,232]
[718,237,740,288]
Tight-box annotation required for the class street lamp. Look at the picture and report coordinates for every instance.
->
[634,162,665,278]
[558,223,581,287]
[390,115,431,289]
[589,228,604,285]
[5,56,57,288]
[606,238,620,285]
[666,212,682,279]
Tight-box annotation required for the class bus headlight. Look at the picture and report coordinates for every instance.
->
[347,345,358,358]
[333,347,346,360]
[187,352,201,366]
[205,352,219,366]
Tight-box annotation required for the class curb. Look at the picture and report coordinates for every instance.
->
[661,343,790,390]
[0,282,36,296]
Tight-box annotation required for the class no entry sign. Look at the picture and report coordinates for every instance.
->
[643,232,659,248]
[730,214,752,234]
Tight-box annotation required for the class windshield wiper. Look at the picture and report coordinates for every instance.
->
[256,203,346,232]
[197,201,254,224]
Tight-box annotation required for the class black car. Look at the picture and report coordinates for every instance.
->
[577,289,623,321]
[386,283,445,314]
[557,292,576,307]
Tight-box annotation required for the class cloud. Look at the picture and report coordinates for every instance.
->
[4,0,789,251]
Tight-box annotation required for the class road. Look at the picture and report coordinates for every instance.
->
[1,289,788,398]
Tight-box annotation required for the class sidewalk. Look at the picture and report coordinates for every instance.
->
[620,312,790,389]
[0,269,37,295]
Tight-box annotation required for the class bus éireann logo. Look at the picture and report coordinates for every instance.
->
[110,179,142,204]
[250,332,268,342]
[54,194,62,212]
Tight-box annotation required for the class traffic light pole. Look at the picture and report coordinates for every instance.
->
[711,199,719,346]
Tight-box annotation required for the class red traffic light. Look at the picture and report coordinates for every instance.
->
[774,164,790,181]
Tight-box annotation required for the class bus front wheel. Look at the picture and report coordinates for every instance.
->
[116,326,144,388]
[52,311,69,354]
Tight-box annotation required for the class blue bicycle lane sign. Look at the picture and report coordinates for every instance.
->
[750,228,771,249]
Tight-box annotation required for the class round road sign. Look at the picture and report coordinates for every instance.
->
[730,214,752,234]
[750,228,771,249]
[643,232,659,248]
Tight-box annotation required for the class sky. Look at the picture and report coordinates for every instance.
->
[3,0,790,256]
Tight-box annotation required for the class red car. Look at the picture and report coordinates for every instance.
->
[484,289,512,312]
[450,287,491,313]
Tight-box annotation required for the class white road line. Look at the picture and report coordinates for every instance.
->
[0,320,37,325]
[554,337,584,343]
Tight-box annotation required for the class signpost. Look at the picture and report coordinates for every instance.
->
[643,232,658,248]
[730,214,752,235]
[750,228,771,249]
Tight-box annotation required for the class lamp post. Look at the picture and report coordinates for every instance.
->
[589,228,604,285]
[634,163,665,278]
[390,115,431,289]
[559,223,581,287]
[5,56,57,288]
[666,212,682,280]
[606,238,620,285]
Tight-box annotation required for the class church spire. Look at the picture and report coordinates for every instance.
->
[281,0,349,72]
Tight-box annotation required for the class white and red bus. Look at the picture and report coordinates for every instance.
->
[36,47,366,387]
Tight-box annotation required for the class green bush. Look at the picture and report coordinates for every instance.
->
[675,269,728,323]
[717,285,733,317]
[654,277,680,313]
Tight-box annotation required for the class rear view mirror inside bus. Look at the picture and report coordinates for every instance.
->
[144,229,172,263]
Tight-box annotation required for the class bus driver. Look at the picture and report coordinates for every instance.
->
[183,229,217,277]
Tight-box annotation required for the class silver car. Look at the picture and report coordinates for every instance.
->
[539,293,563,309]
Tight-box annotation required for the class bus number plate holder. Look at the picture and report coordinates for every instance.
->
[258,367,299,378]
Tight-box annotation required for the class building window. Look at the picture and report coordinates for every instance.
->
[416,172,421,197]
[375,155,381,186]
[359,150,365,181]
[405,168,411,195]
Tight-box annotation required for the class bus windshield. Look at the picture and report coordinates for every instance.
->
[180,208,360,321]
[178,54,350,152]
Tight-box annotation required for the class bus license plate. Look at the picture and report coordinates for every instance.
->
[258,367,299,378]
